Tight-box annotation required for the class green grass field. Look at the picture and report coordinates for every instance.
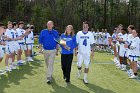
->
[0,49,140,93]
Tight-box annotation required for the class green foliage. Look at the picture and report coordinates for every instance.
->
[0,0,140,33]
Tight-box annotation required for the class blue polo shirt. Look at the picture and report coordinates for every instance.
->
[39,29,59,50]
[60,33,77,54]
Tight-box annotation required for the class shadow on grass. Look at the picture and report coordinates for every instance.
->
[0,61,42,93]
[33,57,44,62]
[49,79,90,93]
[85,83,116,93]
[30,58,44,67]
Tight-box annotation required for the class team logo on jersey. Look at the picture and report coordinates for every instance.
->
[80,36,89,39]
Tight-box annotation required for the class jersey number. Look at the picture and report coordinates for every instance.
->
[83,39,87,46]
[11,32,14,38]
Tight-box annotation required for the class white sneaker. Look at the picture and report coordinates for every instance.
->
[129,75,138,79]
[114,57,117,63]
[28,57,34,62]
[83,78,88,84]
[116,63,120,66]
[5,67,12,72]
[116,64,121,69]
[121,65,127,71]
[0,70,4,73]
[121,67,127,71]
[11,65,17,70]
[19,60,25,64]
[137,64,140,69]
[25,57,29,62]
[0,70,4,75]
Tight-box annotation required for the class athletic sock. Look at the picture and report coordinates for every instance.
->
[8,58,12,64]
[84,73,87,80]
[124,65,126,69]
[78,70,81,73]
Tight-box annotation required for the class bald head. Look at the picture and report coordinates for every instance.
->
[47,21,54,30]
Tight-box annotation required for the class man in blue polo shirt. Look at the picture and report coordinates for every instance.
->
[39,21,59,84]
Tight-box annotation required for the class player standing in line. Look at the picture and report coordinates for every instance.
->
[16,21,26,65]
[76,21,95,84]
[12,22,24,65]
[112,25,123,67]
[111,28,119,63]
[124,25,136,77]
[125,30,140,78]
[4,21,17,71]
[0,22,6,74]
[91,28,96,37]
[91,28,96,58]
[103,29,111,51]
[98,29,104,50]
[24,24,34,62]
[95,29,100,50]
[117,28,128,70]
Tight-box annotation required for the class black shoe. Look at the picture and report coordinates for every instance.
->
[46,77,51,84]
[66,80,70,83]
[63,76,66,80]
[46,80,51,84]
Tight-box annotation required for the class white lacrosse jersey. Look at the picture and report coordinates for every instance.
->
[16,28,25,43]
[92,31,96,42]
[126,34,133,44]
[129,37,140,57]
[92,31,96,36]
[13,29,19,45]
[105,33,111,39]
[76,31,95,55]
[25,31,34,44]
[95,32,100,40]
[119,34,128,53]
[5,29,15,45]
[0,33,5,48]
[126,34,133,56]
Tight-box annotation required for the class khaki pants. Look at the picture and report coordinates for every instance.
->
[43,49,56,80]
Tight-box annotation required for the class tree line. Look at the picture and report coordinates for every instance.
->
[0,0,140,34]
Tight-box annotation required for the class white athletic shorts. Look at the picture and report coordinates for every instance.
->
[103,40,109,45]
[23,44,33,50]
[18,43,25,50]
[5,45,14,54]
[13,44,18,52]
[98,40,103,45]
[0,46,4,58]
[119,49,127,57]
[77,53,90,68]
[129,55,139,62]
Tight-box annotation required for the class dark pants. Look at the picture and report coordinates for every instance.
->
[61,54,73,82]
